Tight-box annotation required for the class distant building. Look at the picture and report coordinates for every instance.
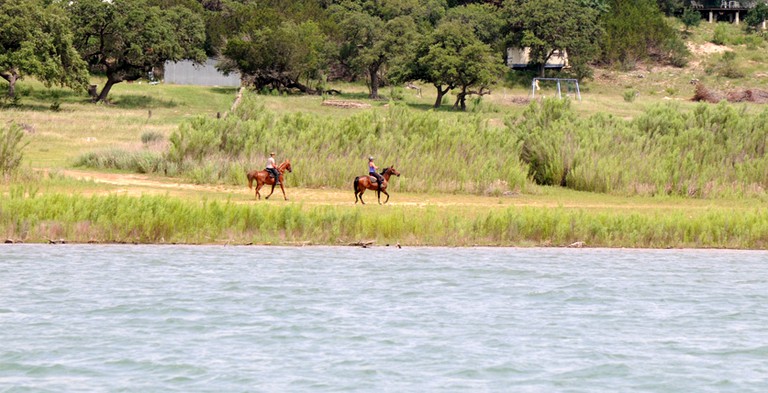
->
[163,58,240,87]
[691,0,768,25]
[506,47,569,70]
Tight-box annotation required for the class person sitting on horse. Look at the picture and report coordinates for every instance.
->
[368,156,384,191]
[266,152,280,185]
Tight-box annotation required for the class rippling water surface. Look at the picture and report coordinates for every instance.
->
[1,245,767,392]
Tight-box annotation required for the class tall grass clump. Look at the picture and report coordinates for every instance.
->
[508,99,768,198]
[1,123,28,177]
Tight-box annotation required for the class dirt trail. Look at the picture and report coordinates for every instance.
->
[58,169,226,192]
[52,168,736,211]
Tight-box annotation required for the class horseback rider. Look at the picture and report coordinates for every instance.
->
[266,152,280,185]
[368,156,384,191]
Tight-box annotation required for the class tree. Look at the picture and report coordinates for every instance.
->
[444,3,505,48]
[680,7,701,33]
[329,0,439,99]
[68,0,206,103]
[222,20,332,93]
[656,0,683,16]
[0,0,88,100]
[503,0,602,78]
[395,21,503,109]
[745,3,768,31]
[599,0,688,68]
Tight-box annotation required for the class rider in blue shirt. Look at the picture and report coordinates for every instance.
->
[369,156,384,191]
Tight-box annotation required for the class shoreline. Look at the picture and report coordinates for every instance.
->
[3,241,767,253]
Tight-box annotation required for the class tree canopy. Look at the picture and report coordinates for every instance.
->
[69,0,206,103]
[503,0,602,78]
[599,0,688,68]
[0,0,88,99]
[0,0,706,103]
[222,20,332,93]
[394,20,503,109]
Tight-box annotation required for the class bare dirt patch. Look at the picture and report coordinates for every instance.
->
[687,42,731,56]
[321,100,372,109]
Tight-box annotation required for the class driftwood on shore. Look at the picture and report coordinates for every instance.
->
[349,240,375,248]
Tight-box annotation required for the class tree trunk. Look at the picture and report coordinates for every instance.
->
[368,65,380,99]
[1,70,19,99]
[95,76,121,103]
[434,85,449,108]
[538,63,546,78]
[452,88,467,111]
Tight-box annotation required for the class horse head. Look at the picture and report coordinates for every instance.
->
[281,160,292,173]
[385,166,400,177]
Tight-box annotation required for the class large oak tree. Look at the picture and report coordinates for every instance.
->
[68,0,206,103]
[329,0,443,99]
[0,0,88,100]
[221,20,332,93]
[503,0,602,78]
[393,20,503,109]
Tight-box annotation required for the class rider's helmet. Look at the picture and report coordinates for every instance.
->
[270,152,275,156]
[369,156,374,161]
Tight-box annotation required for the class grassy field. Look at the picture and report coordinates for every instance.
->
[2,21,768,247]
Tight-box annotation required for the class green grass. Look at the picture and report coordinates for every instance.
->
[0,78,238,168]
[2,185,768,248]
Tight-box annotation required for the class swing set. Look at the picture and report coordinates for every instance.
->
[531,77,581,101]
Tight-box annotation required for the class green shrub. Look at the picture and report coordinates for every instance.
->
[141,131,164,144]
[623,89,638,102]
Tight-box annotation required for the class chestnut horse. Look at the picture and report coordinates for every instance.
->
[246,160,292,200]
[353,166,400,204]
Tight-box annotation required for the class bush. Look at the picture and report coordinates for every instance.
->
[1,123,28,176]
[623,89,638,102]
[680,7,701,31]
[141,131,164,144]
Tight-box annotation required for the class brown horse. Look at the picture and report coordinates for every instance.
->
[354,166,400,204]
[246,160,292,200]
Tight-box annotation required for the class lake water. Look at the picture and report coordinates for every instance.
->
[1,245,767,392]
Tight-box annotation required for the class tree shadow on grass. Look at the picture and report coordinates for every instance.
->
[113,94,179,109]
[404,102,460,113]
[208,87,239,95]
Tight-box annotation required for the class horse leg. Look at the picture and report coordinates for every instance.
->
[266,183,276,200]
[382,190,390,204]
[359,189,366,205]
[354,177,359,204]
[279,183,288,200]
[254,183,263,200]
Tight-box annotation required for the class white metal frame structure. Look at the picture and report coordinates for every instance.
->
[531,77,581,101]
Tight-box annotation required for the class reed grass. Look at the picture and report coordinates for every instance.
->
[77,93,768,198]
[2,189,767,248]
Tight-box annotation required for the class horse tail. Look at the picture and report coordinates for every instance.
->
[353,177,359,194]
[246,171,254,189]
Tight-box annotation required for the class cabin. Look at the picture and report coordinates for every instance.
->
[506,48,569,70]
[691,0,768,26]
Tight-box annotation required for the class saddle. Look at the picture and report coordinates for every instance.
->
[369,176,378,184]
[266,169,280,185]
